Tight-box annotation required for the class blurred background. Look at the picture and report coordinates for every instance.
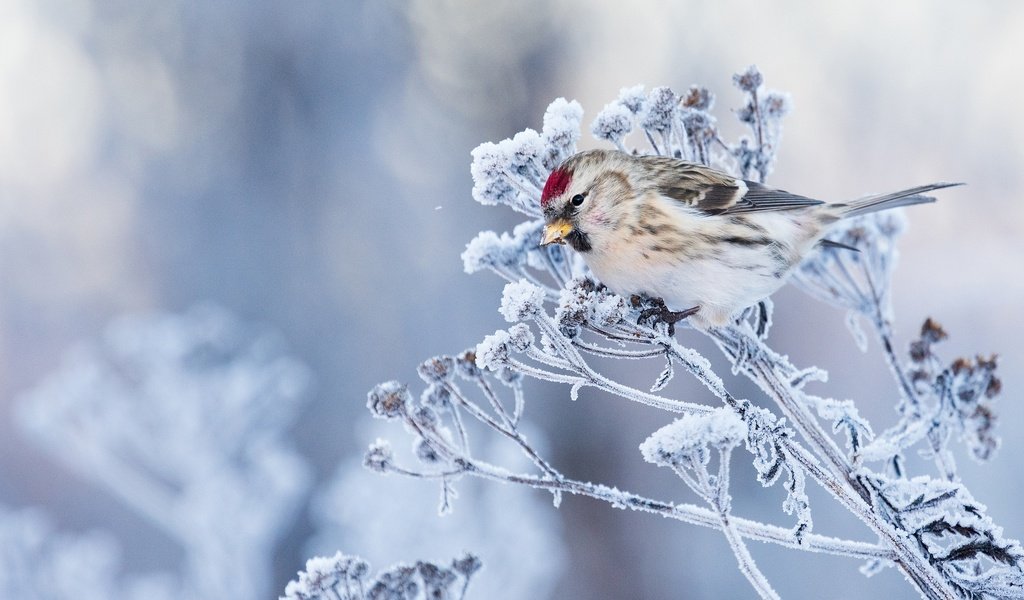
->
[1,0,1022,598]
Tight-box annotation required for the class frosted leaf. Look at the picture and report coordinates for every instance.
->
[640,86,677,134]
[617,84,647,114]
[640,408,746,466]
[812,395,874,453]
[650,360,674,393]
[782,464,812,538]
[591,103,633,146]
[570,381,583,401]
[499,280,547,322]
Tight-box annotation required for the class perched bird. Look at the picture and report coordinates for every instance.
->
[539,149,960,330]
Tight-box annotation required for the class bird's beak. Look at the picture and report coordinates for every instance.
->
[540,219,573,246]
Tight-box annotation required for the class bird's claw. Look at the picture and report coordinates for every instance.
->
[631,295,700,335]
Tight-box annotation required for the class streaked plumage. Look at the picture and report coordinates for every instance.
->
[539,149,959,329]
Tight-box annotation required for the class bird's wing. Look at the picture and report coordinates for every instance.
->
[648,159,824,215]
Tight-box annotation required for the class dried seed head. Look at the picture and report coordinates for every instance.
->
[367,381,410,419]
[920,318,948,344]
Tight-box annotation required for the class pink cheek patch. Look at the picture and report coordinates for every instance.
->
[541,168,571,209]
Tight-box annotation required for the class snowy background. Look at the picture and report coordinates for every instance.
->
[1,0,1023,598]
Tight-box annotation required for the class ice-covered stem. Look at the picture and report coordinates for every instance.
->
[711,324,856,494]
[15,306,311,600]
[642,410,781,600]
[794,207,1003,481]
[369,425,891,562]
[732,65,791,182]
[708,323,961,600]
[483,280,714,415]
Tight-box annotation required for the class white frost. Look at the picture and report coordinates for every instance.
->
[640,409,746,466]
[499,279,547,322]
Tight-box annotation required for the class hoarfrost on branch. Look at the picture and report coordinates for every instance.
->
[363,65,1017,599]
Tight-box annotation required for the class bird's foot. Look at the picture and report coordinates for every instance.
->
[631,295,700,335]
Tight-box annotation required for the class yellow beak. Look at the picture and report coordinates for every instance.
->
[540,219,573,246]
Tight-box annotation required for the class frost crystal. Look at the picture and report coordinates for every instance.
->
[732,64,764,92]
[282,551,479,600]
[640,409,746,466]
[476,329,513,370]
[617,84,647,115]
[591,102,634,147]
[364,439,394,473]
[681,85,715,111]
[640,86,677,134]
[541,97,584,166]
[368,380,411,419]
[499,279,547,322]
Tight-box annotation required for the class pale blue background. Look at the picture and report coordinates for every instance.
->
[1,1,1022,597]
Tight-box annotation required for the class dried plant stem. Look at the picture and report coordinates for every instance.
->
[456,458,890,561]
[712,326,959,600]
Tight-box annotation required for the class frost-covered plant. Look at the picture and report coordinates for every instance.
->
[307,428,564,599]
[0,505,177,600]
[16,305,312,600]
[281,551,481,600]
[363,66,1019,599]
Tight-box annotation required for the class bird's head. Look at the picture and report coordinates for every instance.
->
[539,150,634,253]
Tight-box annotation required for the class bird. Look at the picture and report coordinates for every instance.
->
[538,149,960,330]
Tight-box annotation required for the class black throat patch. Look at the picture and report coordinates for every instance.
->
[565,228,592,252]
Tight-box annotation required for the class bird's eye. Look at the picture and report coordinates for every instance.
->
[571,193,586,206]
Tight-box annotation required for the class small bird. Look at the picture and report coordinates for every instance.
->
[539,149,960,330]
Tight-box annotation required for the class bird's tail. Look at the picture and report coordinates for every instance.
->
[839,182,963,218]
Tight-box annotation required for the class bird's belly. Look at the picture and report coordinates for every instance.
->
[584,245,791,325]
